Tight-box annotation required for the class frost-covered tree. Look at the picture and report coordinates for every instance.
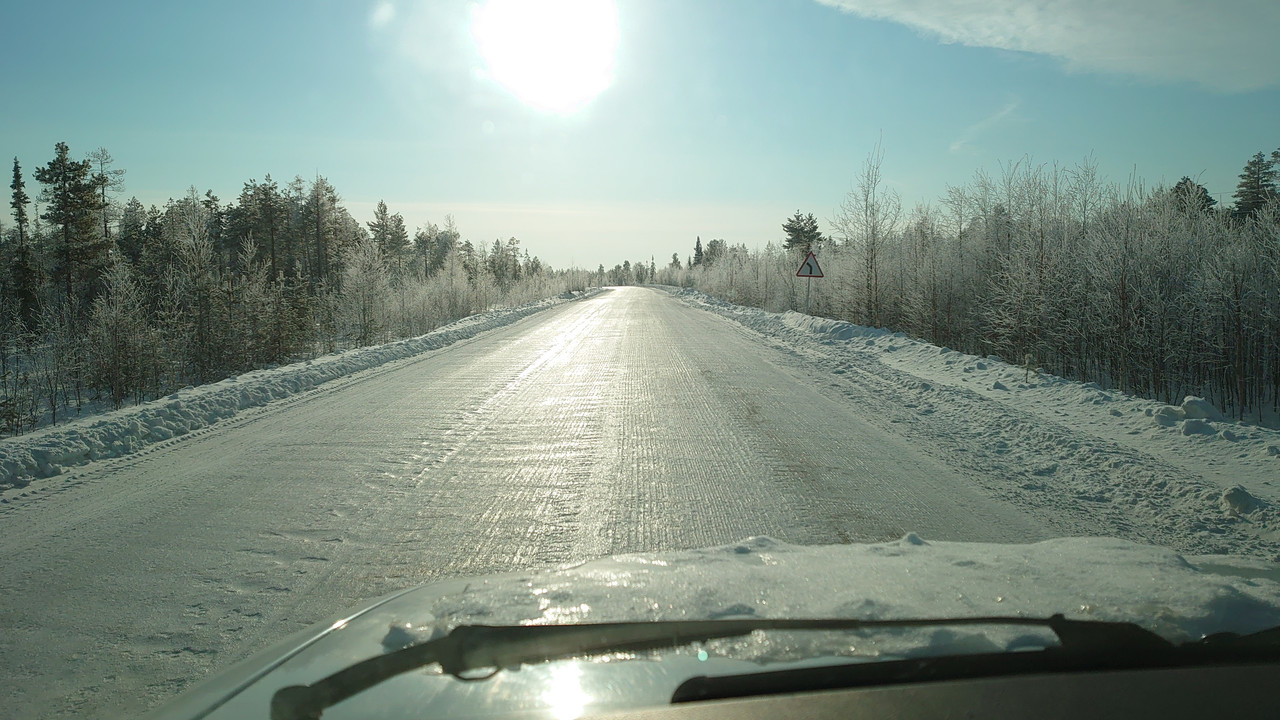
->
[87,147,126,242]
[89,259,151,408]
[339,234,388,347]
[832,140,901,326]
[1172,176,1217,215]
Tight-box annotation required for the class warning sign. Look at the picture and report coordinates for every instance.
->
[796,251,823,278]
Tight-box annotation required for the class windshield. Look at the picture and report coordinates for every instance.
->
[2,1,1279,719]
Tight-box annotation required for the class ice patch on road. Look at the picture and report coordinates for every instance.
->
[0,291,601,489]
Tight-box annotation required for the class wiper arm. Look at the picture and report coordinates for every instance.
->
[270,614,1168,720]
[673,622,1280,704]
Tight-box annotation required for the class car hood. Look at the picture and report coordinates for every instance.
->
[145,535,1280,720]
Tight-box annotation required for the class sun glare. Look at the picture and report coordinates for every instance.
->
[473,0,619,114]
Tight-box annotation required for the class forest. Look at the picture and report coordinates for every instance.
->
[1,142,589,434]
[657,147,1280,424]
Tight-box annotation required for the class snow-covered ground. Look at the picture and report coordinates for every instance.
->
[667,287,1280,560]
[0,290,597,491]
[3,286,1280,720]
[152,534,1280,719]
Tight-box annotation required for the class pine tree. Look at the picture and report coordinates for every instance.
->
[782,210,823,255]
[693,237,704,266]
[34,142,108,305]
[1232,151,1277,220]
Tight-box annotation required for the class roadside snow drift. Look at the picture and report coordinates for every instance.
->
[670,287,1280,560]
[0,291,597,489]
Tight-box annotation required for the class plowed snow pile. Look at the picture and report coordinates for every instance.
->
[672,287,1280,560]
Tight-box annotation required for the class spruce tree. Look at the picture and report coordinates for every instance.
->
[1232,151,1277,220]
[10,157,29,247]
[8,158,42,324]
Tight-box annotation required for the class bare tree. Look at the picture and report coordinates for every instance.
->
[833,139,901,327]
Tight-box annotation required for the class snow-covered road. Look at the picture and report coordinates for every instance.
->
[1,286,1276,719]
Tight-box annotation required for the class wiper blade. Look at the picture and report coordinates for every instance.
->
[673,623,1280,704]
[270,614,1168,720]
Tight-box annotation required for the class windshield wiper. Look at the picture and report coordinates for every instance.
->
[270,613,1170,720]
[672,620,1280,704]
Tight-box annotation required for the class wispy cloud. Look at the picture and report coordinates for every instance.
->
[950,97,1019,154]
[815,0,1280,92]
[369,2,396,29]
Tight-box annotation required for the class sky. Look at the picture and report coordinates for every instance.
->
[3,0,1278,270]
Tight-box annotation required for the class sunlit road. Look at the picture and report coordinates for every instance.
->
[0,287,1052,719]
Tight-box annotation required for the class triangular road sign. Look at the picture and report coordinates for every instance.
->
[796,251,823,278]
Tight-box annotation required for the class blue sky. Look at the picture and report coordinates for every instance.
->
[3,0,1278,269]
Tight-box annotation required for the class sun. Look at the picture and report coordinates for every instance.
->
[473,0,619,114]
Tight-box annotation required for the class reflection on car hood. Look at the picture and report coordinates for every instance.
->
[146,535,1280,720]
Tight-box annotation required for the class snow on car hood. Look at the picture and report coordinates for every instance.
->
[148,534,1280,719]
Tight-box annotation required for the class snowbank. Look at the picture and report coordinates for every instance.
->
[0,291,599,488]
[669,287,1280,560]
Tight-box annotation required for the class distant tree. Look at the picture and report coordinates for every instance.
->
[8,158,42,325]
[1232,151,1277,220]
[366,199,409,275]
[88,259,150,408]
[34,142,108,305]
[87,147,126,242]
[116,197,147,265]
[229,176,286,278]
[10,157,30,247]
[781,210,824,255]
[693,236,704,266]
[832,141,901,326]
[303,176,341,285]
[669,252,681,269]
[704,238,727,265]
[1171,176,1217,215]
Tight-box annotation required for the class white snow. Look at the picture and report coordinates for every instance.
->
[667,287,1280,560]
[398,534,1280,660]
[0,291,598,490]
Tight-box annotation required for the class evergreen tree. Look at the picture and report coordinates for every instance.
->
[367,199,409,269]
[704,238,727,265]
[8,158,42,325]
[1232,151,1277,220]
[34,142,108,305]
[116,197,147,265]
[1172,176,1217,215]
[10,157,29,248]
[693,236,704,266]
[782,210,823,254]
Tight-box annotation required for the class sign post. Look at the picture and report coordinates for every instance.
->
[795,250,823,315]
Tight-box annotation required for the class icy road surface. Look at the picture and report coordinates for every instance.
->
[0,286,1271,719]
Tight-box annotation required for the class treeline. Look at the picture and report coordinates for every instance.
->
[1,142,588,434]
[657,149,1280,423]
